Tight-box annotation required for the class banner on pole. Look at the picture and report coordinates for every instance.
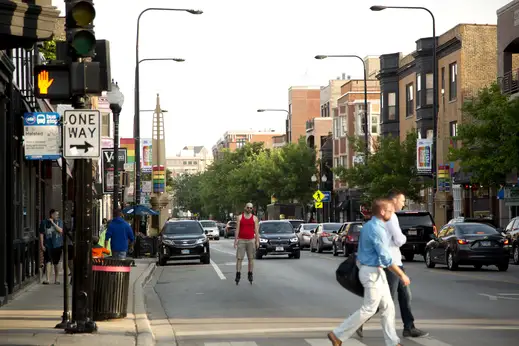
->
[416,139,432,175]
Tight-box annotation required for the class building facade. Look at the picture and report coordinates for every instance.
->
[287,86,320,143]
[167,146,213,176]
[212,129,284,159]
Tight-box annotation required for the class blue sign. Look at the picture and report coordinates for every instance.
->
[322,191,331,202]
[23,112,61,160]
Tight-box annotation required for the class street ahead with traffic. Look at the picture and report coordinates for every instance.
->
[145,237,519,346]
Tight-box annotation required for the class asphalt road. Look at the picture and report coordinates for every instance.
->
[145,238,519,346]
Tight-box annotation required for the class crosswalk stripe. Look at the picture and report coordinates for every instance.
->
[406,337,453,346]
[204,343,258,346]
[305,338,367,345]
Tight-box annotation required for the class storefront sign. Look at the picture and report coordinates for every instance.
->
[416,139,432,175]
[102,148,127,194]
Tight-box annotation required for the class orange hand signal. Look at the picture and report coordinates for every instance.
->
[37,70,54,95]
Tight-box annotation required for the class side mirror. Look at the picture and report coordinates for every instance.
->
[204,230,208,234]
[310,230,315,234]
[295,229,300,233]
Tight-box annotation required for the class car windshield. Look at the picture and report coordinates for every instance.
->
[228,221,236,227]
[302,224,317,230]
[260,222,294,234]
[323,223,343,231]
[457,223,499,235]
[163,222,203,235]
[397,214,434,228]
[349,224,363,234]
[288,220,303,229]
[200,221,217,228]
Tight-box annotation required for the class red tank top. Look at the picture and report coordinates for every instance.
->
[238,213,255,239]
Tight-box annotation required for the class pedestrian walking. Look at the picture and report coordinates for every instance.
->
[356,190,428,338]
[104,209,135,259]
[327,199,410,346]
[39,209,64,285]
[234,202,259,285]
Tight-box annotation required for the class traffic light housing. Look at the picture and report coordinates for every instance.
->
[66,0,96,59]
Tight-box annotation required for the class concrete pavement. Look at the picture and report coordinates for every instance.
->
[145,238,519,346]
[0,258,156,346]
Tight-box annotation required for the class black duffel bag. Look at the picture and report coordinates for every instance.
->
[336,253,364,297]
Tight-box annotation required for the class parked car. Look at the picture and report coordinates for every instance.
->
[158,220,210,266]
[217,222,226,237]
[199,220,220,240]
[256,220,300,259]
[295,223,318,248]
[225,221,236,238]
[504,216,519,264]
[425,222,509,271]
[309,223,343,253]
[333,222,363,257]
[395,210,436,261]
[287,219,304,232]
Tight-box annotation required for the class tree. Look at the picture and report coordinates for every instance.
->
[335,131,430,203]
[172,173,204,216]
[41,40,57,61]
[449,83,519,185]
[166,169,174,194]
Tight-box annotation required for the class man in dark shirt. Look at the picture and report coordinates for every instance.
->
[39,209,64,284]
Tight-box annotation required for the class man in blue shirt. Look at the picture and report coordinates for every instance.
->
[327,199,410,346]
[39,209,64,285]
[105,209,135,259]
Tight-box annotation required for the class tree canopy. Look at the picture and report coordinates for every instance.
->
[171,138,317,219]
[334,131,430,203]
[449,82,519,185]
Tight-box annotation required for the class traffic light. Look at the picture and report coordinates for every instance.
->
[66,0,96,59]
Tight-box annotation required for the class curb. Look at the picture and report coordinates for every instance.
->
[134,261,157,346]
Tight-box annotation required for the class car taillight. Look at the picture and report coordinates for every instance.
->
[504,239,509,245]
[457,239,468,245]
[347,236,354,242]
[322,232,330,237]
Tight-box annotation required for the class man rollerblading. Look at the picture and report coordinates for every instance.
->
[234,203,259,285]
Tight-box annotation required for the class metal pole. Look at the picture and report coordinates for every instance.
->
[55,156,70,329]
[111,104,121,211]
[431,13,438,218]
[362,60,369,162]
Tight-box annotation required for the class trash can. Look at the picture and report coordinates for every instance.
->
[92,257,134,321]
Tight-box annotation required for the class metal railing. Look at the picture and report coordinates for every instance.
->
[10,47,37,110]
[498,68,519,95]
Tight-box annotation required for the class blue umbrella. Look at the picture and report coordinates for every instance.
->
[122,205,159,216]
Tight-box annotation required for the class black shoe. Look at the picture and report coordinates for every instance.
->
[235,272,241,285]
[403,328,429,337]
[356,325,363,338]
[248,271,253,284]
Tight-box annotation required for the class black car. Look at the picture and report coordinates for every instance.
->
[425,222,510,271]
[158,220,210,266]
[225,221,236,238]
[396,210,436,261]
[256,220,301,259]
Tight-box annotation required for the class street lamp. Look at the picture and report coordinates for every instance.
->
[134,8,202,208]
[370,4,438,210]
[257,108,291,141]
[107,79,125,211]
[321,174,328,183]
[311,175,317,182]
[315,55,369,161]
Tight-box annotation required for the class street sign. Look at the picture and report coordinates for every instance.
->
[101,148,127,194]
[315,201,323,209]
[321,191,331,203]
[23,112,61,160]
[313,190,324,202]
[63,109,101,159]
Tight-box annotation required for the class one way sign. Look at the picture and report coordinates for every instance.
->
[63,109,101,159]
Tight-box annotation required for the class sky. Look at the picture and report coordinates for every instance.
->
[53,0,509,156]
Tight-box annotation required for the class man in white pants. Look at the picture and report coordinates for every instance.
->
[327,199,410,346]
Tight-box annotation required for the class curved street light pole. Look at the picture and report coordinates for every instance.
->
[370,5,437,210]
[315,54,369,162]
[257,108,291,142]
[134,7,202,208]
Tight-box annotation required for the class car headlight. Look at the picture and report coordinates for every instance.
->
[162,239,174,245]
[196,237,207,244]
[259,238,268,243]
[289,237,298,243]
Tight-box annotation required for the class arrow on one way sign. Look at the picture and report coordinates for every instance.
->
[63,109,101,159]
[70,141,94,153]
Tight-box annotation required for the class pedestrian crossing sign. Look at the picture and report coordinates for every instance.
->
[313,190,324,202]
[315,201,323,209]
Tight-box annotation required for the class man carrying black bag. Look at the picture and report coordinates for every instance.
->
[327,199,410,346]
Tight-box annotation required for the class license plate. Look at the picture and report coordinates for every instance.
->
[275,246,284,251]
[408,230,417,236]
[181,249,190,254]
[480,241,491,247]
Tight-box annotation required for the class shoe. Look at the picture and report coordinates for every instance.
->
[248,271,253,284]
[235,272,241,285]
[403,327,429,337]
[356,325,363,338]
[327,332,342,346]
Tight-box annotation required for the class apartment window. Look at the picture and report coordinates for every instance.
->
[441,67,445,94]
[381,94,384,109]
[449,62,457,101]
[388,92,396,120]
[450,121,458,149]
[236,138,247,148]
[340,116,346,137]
[426,73,434,105]
[416,74,422,108]
[371,115,379,134]
[358,104,366,135]
[341,155,347,167]
[406,83,414,117]
[334,157,340,168]
[333,117,340,138]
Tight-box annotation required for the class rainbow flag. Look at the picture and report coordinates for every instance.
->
[120,138,135,163]
[153,165,165,192]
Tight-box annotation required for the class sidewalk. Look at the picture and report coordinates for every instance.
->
[0,258,156,346]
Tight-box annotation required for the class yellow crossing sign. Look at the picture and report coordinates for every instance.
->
[315,201,323,209]
[313,190,324,202]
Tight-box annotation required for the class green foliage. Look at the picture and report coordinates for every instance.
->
[166,169,174,193]
[449,83,519,185]
[41,40,57,61]
[170,138,317,219]
[334,131,430,204]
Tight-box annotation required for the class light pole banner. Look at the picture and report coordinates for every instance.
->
[417,139,433,175]
[141,138,153,173]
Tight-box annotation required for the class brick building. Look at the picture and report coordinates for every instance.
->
[212,129,284,159]
[287,86,320,143]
